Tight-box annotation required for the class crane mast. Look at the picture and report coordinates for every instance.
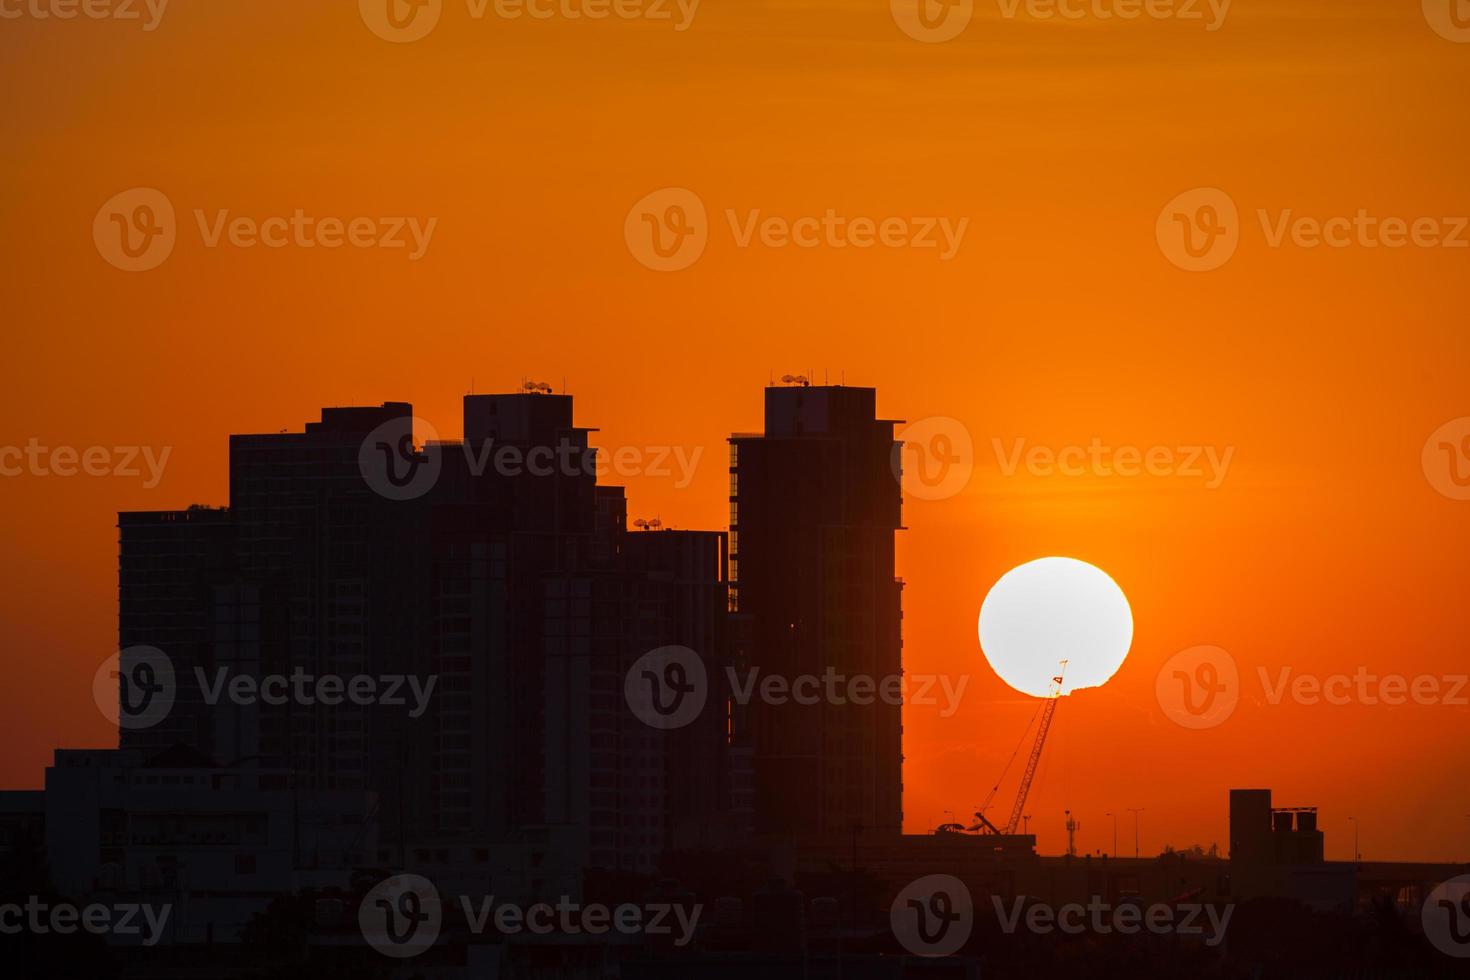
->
[1002,660,1067,835]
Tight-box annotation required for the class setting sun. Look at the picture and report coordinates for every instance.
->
[978,557,1134,698]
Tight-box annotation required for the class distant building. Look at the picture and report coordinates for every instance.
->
[39,747,375,943]
[1229,788,1325,867]
[729,384,904,839]
[115,392,742,880]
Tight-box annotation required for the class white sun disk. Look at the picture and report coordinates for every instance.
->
[978,557,1133,698]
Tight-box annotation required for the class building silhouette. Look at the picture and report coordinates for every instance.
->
[728,384,904,839]
[3,383,1467,976]
[116,392,744,886]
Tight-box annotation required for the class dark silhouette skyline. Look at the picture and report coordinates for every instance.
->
[1,383,1467,977]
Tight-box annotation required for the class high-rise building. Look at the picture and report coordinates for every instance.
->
[117,506,235,758]
[117,392,738,874]
[728,384,904,839]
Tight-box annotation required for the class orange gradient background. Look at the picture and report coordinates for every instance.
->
[2,0,1468,862]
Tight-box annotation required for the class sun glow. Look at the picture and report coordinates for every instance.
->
[978,557,1134,699]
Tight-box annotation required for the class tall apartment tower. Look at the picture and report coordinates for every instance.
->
[119,392,738,873]
[728,384,904,839]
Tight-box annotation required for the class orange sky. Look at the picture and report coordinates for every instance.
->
[2,0,1468,862]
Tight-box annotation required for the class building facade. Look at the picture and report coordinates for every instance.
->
[728,384,904,840]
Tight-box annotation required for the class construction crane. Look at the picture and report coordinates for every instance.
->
[970,660,1068,837]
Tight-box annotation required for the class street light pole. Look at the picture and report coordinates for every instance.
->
[1105,811,1117,857]
[1348,816,1359,861]
[1127,808,1145,859]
